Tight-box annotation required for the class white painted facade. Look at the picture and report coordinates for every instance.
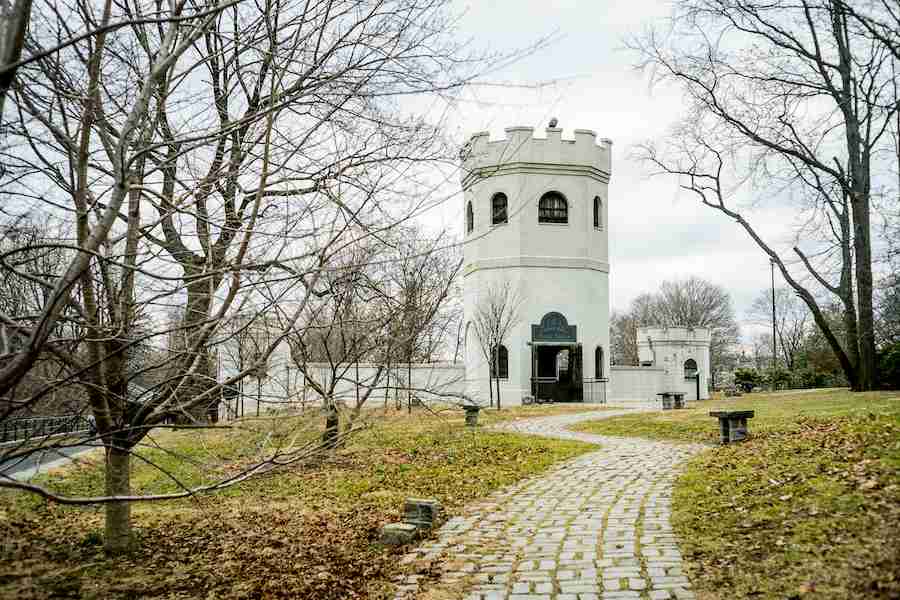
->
[461,126,611,406]
[636,326,711,401]
[460,125,712,407]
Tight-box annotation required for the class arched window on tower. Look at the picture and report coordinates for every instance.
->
[595,346,604,379]
[538,191,568,224]
[491,192,508,225]
[466,201,474,234]
[684,358,698,379]
[593,195,603,229]
[491,344,509,379]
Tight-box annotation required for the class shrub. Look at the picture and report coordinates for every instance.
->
[733,368,761,393]
[877,342,900,390]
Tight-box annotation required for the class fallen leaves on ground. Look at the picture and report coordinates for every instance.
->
[673,412,900,600]
[0,408,593,600]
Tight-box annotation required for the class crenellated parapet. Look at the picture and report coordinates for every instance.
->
[460,126,612,190]
[638,327,712,345]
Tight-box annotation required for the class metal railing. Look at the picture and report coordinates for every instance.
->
[583,378,608,404]
[0,415,92,444]
[530,377,559,402]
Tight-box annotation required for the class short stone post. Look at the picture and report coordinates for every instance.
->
[379,498,444,546]
[379,523,418,545]
[709,410,755,444]
[464,405,480,427]
[403,498,443,530]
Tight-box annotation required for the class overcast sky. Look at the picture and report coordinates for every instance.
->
[422,0,807,340]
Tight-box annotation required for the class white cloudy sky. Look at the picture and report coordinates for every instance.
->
[419,0,809,339]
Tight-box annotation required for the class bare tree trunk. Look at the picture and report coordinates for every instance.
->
[852,197,876,389]
[322,400,339,448]
[0,0,32,119]
[494,344,501,410]
[487,366,494,408]
[104,447,131,554]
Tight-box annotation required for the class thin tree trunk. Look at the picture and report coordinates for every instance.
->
[104,447,131,554]
[322,400,339,448]
[852,196,876,390]
[487,356,494,408]
[494,345,501,409]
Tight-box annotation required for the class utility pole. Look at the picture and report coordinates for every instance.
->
[770,258,777,389]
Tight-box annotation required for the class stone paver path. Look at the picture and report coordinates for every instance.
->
[394,410,706,600]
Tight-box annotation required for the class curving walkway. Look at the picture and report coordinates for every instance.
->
[394,410,705,600]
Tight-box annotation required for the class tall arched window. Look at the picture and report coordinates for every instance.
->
[466,201,474,233]
[538,191,568,224]
[491,192,508,225]
[491,344,509,379]
[684,358,698,379]
[593,195,602,229]
[595,346,604,379]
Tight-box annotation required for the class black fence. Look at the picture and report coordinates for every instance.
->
[0,415,91,444]
[529,377,608,404]
[530,377,560,402]
[583,378,608,404]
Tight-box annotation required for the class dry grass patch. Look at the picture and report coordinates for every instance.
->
[0,405,594,600]
[574,389,900,599]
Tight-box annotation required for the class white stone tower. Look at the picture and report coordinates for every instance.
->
[461,125,612,405]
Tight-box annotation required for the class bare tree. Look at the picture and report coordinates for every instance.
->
[632,0,899,390]
[748,288,812,371]
[0,0,490,554]
[609,309,640,366]
[285,225,461,445]
[471,281,523,410]
[612,278,739,383]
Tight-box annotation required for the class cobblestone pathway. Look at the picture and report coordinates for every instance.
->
[394,410,705,600]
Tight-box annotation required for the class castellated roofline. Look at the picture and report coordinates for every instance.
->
[460,125,612,181]
[636,326,712,344]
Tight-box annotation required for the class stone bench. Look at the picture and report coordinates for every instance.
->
[709,410,755,444]
[657,392,673,410]
[657,392,686,410]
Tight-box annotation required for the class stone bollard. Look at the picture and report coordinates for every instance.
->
[404,498,443,531]
[379,523,418,546]
[464,405,480,427]
[709,410,755,444]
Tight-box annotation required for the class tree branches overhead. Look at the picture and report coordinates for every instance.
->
[632,0,899,390]
[0,0,485,552]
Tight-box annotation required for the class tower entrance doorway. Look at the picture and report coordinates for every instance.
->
[531,344,583,402]
[529,311,582,402]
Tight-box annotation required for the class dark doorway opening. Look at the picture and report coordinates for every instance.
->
[531,344,583,402]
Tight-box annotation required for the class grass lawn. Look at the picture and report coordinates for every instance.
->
[0,403,604,600]
[577,389,900,599]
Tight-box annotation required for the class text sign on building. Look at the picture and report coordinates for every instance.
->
[532,311,577,343]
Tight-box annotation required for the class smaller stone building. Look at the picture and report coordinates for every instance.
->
[635,327,711,401]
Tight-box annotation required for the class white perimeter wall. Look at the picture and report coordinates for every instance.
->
[607,366,667,405]
[218,341,466,419]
